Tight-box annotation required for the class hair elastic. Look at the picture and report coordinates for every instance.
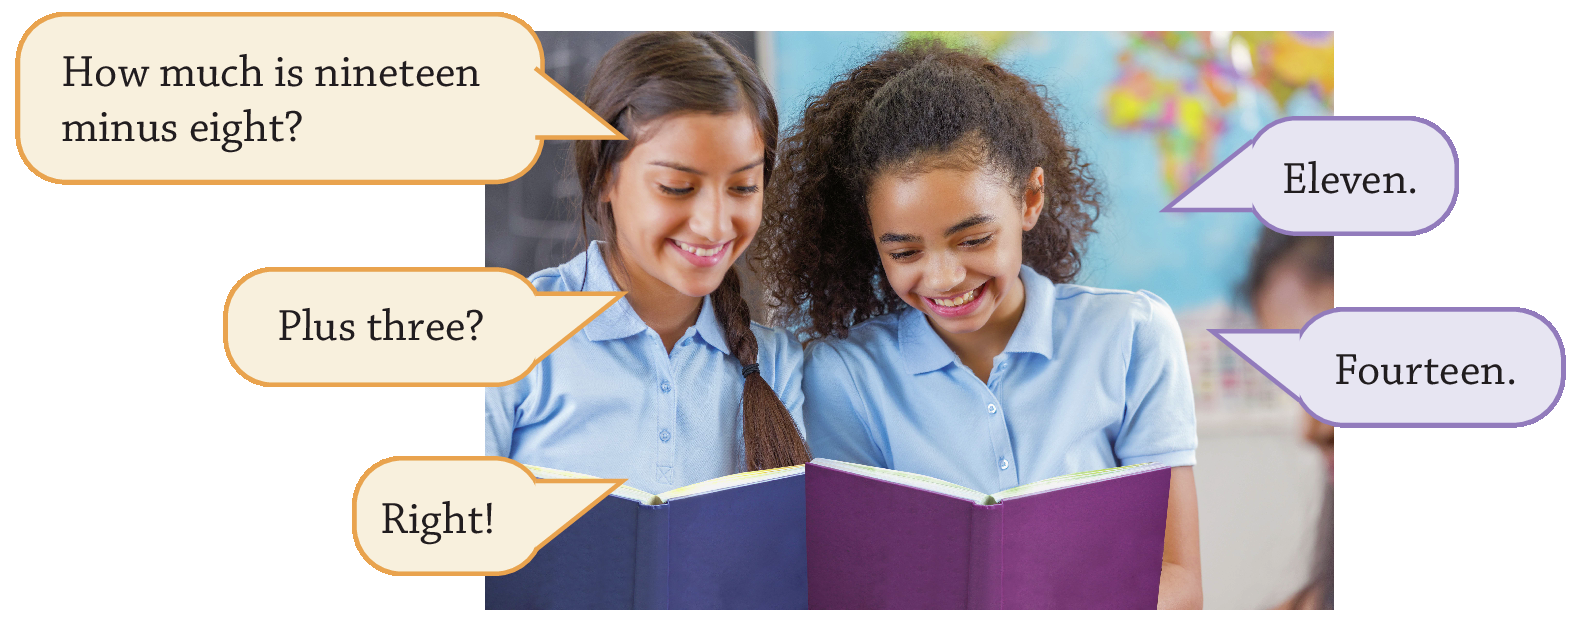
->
[740,363,760,378]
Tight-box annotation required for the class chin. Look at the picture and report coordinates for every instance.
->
[666,271,728,298]
[926,313,989,335]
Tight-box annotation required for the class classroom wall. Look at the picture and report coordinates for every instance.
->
[483,31,1338,609]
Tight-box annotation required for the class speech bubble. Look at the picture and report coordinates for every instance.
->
[352,457,621,575]
[1163,117,1458,235]
[16,12,622,183]
[1213,308,1564,427]
[223,268,620,386]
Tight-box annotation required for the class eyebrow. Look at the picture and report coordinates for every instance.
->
[944,214,996,236]
[878,213,996,244]
[649,158,765,176]
[879,232,919,243]
[874,212,994,243]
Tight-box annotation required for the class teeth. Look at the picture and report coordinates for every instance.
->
[932,287,979,307]
[676,241,723,257]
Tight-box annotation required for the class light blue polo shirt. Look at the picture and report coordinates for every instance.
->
[485,241,806,494]
[803,265,1196,495]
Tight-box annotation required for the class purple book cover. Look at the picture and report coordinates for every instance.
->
[806,461,1170,609]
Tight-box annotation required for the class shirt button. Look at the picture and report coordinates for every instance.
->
[659,429,671,442]
[1000,458,1010,471]
[660,380,671,393]
[999,361,1008,369]
[987,403,998,414]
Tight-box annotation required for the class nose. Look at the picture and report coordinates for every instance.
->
[922,250,967,294]
[687,187,735,242]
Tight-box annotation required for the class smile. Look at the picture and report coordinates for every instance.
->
[668,239,731,268]
[931,287,979,307]
[674,240,724,257]
[923,281,988,317]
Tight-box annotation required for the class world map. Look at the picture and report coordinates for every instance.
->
[771,31,1334,314]
[1103,32,1334,195]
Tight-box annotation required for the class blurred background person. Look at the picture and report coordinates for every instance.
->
[1243,230,1334,609]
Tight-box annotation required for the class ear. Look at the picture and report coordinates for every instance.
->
[601,177,617,206]
[1020,167,1046,231]
[600,162,624,206]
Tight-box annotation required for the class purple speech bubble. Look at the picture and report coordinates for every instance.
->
[1212,308,1564,427]
[1164,117,1458,236]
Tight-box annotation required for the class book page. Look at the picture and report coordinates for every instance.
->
[658,465,805,502]
[810,458,990,504]
[523,464,660,505]
[992,463,1167,502]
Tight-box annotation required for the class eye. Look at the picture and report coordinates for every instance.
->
[657,183,694,197]
[959,233,994,248]
[730,184,761,195]
[888,249,919,261]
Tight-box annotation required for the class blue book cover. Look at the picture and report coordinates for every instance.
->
[486,465,807,609]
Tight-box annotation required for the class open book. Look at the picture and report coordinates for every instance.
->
[486,464,807,610]
[806,458,1172,609]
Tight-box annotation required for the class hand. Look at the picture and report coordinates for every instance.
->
[1157,466,1202,609]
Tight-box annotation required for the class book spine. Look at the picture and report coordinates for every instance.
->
[966,503,1004,609]
[633,503,670,609]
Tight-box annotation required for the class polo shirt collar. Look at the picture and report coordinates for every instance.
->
[1001,264,1056,361]
[896,265,1057,374]
[568,241,731,354]
[568,241,644,342]
[898,306,957,375]
[690,294,732,354]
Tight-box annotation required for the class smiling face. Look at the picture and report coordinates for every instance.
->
[867,163,1045,338]
[603,110,766,298]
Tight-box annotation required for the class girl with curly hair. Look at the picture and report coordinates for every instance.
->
[753,40,1202,608]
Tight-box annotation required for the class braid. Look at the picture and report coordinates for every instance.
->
[571,31,807,471]
[712,267,812,470]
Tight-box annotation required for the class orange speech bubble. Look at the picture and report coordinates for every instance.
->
[223,268,621,386]
[16,12,623,184]
[352,457,622,575]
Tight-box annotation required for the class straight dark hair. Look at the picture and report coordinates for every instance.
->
[572,31,810,471]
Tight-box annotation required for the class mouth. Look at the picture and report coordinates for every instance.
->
[669,239,731,267]
[922,280,988,318]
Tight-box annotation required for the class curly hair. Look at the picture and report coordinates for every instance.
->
[753,39,1102,340]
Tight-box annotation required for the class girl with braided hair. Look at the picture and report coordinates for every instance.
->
[486,32,810,497]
